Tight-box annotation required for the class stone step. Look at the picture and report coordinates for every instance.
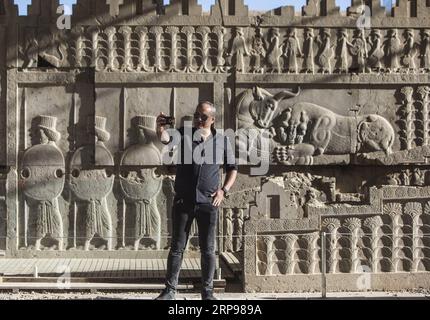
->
[0,282,191,293]
[0,280,226,293]
[221,252,242,276]
[0,258,202,279]
[0,258,230,292]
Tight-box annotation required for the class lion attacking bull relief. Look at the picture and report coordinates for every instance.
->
[236,86,395,165]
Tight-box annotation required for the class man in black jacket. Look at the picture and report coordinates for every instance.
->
[155,101,238,300]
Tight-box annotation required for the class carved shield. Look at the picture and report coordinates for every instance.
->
[120,143,161,166]
[120,169,162,201]
[69,144,114,201]
[21,144,65,201]
[318,55,329,67]
[119,143,162,201]
[350,39,364,56]
[401,55,412,67]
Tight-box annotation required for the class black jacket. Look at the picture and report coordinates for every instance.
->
[167,126,237,204]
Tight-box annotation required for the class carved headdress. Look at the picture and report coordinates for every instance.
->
[322,28,331,37]
[38,115,61,142]
[305,27,314,37]
[91,116,111,142]
[133,115,157,131]
[405,29,414,37]
[236,27,244,36]
[271,27,280,37]
[371,29,382,38]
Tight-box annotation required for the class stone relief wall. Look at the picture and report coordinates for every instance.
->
[235,85,430,166]
[8,75,214,252]
[1,0,430,292]
[14,18,430,75]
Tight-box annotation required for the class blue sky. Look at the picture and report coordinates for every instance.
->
[13,0,394,15]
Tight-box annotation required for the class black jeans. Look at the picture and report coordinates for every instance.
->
[165,198,218,293]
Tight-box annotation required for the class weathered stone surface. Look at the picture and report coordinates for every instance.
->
[1,0,430,293]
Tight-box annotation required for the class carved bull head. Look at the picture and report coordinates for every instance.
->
[358,115,395,155]
[250,86,301,129]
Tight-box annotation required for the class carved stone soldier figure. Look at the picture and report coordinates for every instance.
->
[233,209,244,252]
[227,27,250,73]
[400,169,411,186]
[420,30,430,72]
[402,29,417,73]
[224,209,233,252]
[266,28,283,73]
[367,29,384,72]
[22,116,65,251]
[283,28,303,74]
[120,116,162,250]
[250,28,266,73]
[384,29,401,73]
[411,168,425,186]
[316,28,333,74]
[335,28,353,73]
[302,28,315,74]
[69,116,114,251]
[350,29,368,73]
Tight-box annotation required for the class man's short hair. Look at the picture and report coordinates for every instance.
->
[197,101,216,116]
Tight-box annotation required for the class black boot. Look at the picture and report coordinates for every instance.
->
[155,288,176,300]
[201,290,218,300]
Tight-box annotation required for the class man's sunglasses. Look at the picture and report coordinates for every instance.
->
[194,112,211,122]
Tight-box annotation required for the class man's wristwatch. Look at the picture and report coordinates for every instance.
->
[222,187,229,196]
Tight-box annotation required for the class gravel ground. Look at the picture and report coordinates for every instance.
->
[0,290,429,300]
